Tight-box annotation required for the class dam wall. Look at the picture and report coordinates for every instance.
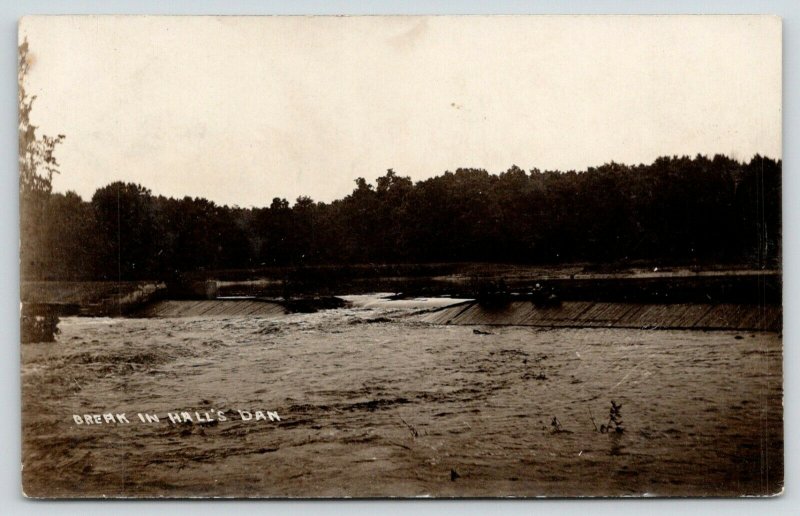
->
[134,299,289,318]
[420,301,781,332]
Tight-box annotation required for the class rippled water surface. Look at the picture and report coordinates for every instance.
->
[22,295,783,497]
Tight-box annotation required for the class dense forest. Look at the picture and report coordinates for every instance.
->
[21,154,781,282]
[17,40,782,283]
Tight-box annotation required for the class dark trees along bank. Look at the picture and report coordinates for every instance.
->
[20,155,781,282]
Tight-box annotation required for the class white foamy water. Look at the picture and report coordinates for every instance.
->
[341,293,473,310]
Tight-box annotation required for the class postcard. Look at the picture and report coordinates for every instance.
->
[19,15,782,498]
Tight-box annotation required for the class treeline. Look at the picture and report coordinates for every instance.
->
[21,154,781,281]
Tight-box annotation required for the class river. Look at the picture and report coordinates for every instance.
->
[21,295,783,497]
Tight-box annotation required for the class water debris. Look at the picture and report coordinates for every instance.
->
[522,372,548,381]
[550,416,573,434]
[600,401,624,434]
[254,325,281,335]
[349,316,393,324]
[400,416,420,438]
[588,407,599,432]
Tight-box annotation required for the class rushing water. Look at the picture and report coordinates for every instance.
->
[21,295,783,497]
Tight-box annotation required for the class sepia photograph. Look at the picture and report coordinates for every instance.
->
[19,15,782,498]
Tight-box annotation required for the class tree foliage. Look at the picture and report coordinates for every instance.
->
[19,39,67,280]
[21,154,781,281]
[19,38,65,198]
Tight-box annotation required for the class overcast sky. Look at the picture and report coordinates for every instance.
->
[20,15,781,207]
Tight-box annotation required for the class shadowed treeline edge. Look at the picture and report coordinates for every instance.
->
[20,154,781,283]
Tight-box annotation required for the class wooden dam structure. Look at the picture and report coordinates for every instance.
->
[420,300,781,332]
